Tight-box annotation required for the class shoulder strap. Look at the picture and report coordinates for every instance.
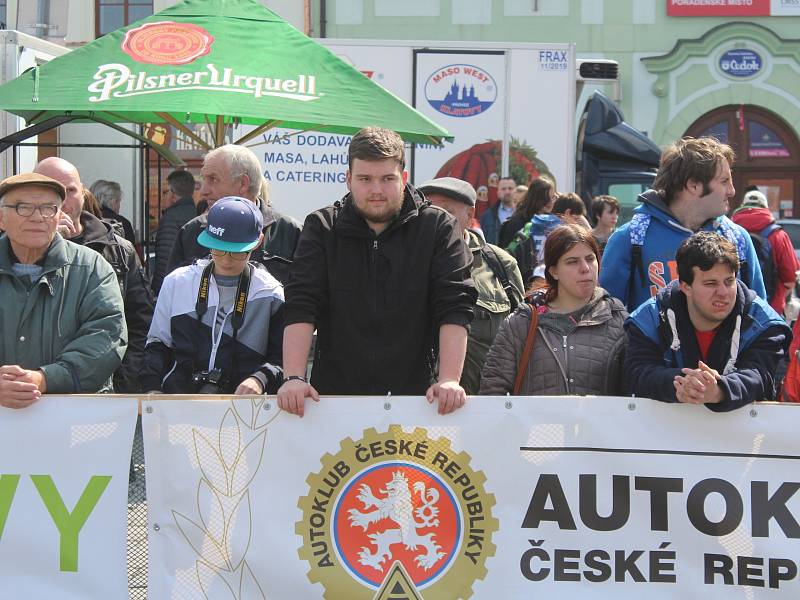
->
[480,246,519,311]
[759,223,781,239]
[716,218,748,262]
[628,212,650,296]
[513,305,540,394]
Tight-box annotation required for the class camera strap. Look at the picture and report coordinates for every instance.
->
[195,261,253,340]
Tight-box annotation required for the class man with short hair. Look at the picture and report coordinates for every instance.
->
[90,179,136,245]
[35,157,153,393]
[167,144,301,285]
[418,177,524,394]
[600,137,765,312]
[0,173,127,407]
[731,190,798,315]
[479,175,516,245]
[152,169,197,294]
[625,232,790,412]
[277,127,477,416]
[142,197,284,394]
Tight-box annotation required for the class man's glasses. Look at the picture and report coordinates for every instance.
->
[1,203,60,218]
[210,248,250,260]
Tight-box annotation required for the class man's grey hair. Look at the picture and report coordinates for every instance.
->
[204,144,263,198]
[90,179,123,209]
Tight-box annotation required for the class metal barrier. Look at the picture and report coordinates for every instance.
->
[127,416,147,599]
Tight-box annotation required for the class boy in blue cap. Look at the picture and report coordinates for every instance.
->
[141,197,284,394]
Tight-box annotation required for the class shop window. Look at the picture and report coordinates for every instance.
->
[95,0,153,38]
[749,121,790,158]
[699,121,729,144]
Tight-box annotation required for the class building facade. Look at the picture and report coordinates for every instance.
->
[312,0,800,216]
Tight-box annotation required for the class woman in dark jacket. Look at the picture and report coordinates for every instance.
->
[498,175,556,249]
[480,224,628,396]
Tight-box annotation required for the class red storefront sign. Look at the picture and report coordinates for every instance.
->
[667,0,771,17]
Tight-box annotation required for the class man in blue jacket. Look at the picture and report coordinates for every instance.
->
[625,232,790,412]
[599,137,765,312]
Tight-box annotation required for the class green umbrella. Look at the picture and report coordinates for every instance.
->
[0,0,451,148]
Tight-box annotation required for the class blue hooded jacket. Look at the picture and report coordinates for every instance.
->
[599,190,766,312]
[625,280,790,412]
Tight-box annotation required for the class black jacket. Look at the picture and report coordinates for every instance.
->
[167,199,301,285]
[284,184,477,395]
[152,196,197,294]
[498,212,527,250]
[100,206,136,246]
[75,211,155,393]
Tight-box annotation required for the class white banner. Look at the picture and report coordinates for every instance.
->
[0,396,138,599]
[143,396,800,599]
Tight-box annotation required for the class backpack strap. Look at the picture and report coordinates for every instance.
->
[480,245,519,311]
[513,304,540,394]
[759,222,781,240]
[716,218,749,265]
[628,212,650,299]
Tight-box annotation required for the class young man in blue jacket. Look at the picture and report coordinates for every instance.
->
[599,136,766,312]
[625,232,790,412]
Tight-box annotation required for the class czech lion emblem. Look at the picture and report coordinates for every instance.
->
[348,470,445,571]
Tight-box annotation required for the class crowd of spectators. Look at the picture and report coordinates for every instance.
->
[0,131,791,416]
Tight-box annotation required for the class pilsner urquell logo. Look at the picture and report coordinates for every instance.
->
[297,426,498,599]
[88,20,319,103]
[122,21,214,66]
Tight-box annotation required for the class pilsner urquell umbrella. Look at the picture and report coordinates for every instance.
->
[0,0,452,150]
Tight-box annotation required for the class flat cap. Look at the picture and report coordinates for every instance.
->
[0,172,66,201]
[417,177,477,207]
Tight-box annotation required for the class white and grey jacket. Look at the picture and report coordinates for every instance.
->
[141,259,284,393]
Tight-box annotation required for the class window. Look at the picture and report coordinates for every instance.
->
[95,0,153,38]
[0,1,7,29]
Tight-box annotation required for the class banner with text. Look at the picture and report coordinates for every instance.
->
[0,396,138,599]
[143,396,800,599]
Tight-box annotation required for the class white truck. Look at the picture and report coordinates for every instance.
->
[0,30,69,179]
[232,39,660,224]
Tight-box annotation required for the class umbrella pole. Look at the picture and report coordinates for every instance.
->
[214,115,226,148]
[156,113,211,151]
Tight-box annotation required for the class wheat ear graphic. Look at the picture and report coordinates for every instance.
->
[172,398,279,599]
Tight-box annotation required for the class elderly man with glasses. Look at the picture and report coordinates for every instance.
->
[0,173,127,408]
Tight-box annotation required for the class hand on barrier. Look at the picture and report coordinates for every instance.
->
[277,378,319,417]
[235,377,263,396]
[426,379,466,415]
[675,361,722,405]
[0,365,43,409]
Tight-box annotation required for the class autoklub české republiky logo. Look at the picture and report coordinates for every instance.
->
[296,426,498,599]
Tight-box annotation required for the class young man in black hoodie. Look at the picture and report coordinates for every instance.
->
[278,128,477,416]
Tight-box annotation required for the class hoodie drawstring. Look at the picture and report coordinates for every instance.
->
[723,315,742,375]
[667,308,681,351]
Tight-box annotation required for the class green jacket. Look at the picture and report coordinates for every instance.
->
[462,230,525,394]
[0,235,127,393]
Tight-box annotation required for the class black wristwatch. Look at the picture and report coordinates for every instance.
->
[285,375,308,383]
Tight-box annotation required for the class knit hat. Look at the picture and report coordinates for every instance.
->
[741,190,769,209]
[197,196,263,252]
[417,177,477,207]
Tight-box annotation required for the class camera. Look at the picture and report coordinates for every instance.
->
[192,368,228,394]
